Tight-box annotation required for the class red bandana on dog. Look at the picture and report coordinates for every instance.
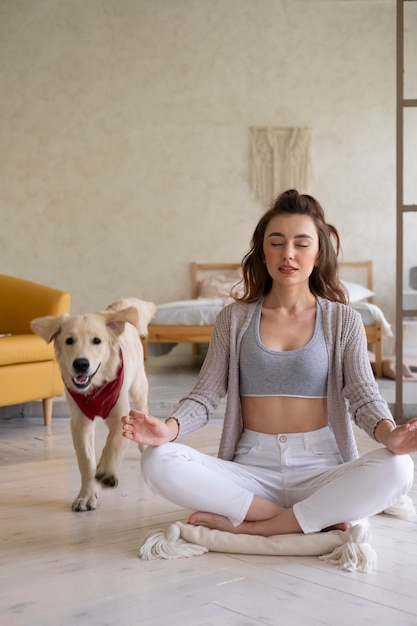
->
[66,351,124,421]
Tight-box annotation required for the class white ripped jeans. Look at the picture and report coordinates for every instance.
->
[141,426,414,533]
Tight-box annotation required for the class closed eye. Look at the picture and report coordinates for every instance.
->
[271,242,309,248]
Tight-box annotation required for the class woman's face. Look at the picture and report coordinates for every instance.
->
[262,213,320,288]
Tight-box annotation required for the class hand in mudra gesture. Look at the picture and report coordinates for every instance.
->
[122,410,178,446]
[385,418,417,455]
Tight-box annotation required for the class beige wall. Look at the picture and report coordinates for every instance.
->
[0,0,415,345]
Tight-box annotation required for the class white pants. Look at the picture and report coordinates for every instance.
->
[141,426,414,533]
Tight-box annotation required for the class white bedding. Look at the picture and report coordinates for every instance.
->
[148,297,392,356]
[350,301,392,337]
[152,298,224,326]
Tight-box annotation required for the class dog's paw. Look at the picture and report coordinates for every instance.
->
[71,493,98,512]
[95,471,118,488]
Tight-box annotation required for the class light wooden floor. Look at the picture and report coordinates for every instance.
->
[1,353,417,626]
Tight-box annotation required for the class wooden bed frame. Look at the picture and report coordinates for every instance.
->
[339,260,382,377]
[144,261,383,377]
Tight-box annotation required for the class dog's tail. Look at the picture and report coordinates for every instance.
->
[106,298,156,337]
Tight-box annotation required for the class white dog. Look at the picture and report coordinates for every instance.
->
[31,297,156,512]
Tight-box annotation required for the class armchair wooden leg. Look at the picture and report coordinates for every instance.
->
[42,397,53,426]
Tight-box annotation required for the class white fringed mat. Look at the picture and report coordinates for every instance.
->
[139,523,376,572]
[139,496,416,573]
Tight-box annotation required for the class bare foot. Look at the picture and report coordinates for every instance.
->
[322,522,351,532]
[187,508,303,536]
[188,512,240,533]
[188,511,351,536]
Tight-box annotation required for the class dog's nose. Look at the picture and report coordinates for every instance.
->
[72,358,90,374]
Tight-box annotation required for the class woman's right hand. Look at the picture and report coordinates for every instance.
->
[121,410,178,446]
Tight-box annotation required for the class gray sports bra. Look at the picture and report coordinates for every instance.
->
[239,299,328,398]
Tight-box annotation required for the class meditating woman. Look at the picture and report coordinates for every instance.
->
[122,189,416,536]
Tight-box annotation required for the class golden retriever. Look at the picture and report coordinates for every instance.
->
[31,297,156,512]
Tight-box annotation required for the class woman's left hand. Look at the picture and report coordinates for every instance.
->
[382,418,417,455]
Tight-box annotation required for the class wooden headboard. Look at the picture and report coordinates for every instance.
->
[191,261,374,300]
[339,260,374,301]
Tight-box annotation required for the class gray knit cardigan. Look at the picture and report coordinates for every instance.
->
[170,297,395,462]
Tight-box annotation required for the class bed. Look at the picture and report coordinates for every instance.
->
[144,261,392,377]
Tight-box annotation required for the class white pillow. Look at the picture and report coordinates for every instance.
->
[198,270,244,300]
[341,280,375,303]
[178,521,346,556]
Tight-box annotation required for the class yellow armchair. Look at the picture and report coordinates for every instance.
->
[0,274,71,425]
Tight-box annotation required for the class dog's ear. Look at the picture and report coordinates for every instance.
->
[135,301,157,336]
[31,315,65,343]
[105,306,139,335]
[105,298,156,336]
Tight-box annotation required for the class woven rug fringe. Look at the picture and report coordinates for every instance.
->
[139,524,208,560]
[383,495,416,520]
[319,525,376,572]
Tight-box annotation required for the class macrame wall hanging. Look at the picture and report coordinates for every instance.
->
[250,126,313,207]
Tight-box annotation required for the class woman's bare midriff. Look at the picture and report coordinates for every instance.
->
[241,395,328,434]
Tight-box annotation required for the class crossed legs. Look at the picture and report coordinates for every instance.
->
[141,441,414,535]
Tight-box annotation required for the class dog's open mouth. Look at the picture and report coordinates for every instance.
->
[72,374,94,390]
[71,363,101,391]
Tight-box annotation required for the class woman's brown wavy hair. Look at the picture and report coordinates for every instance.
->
[238,189,348,304]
